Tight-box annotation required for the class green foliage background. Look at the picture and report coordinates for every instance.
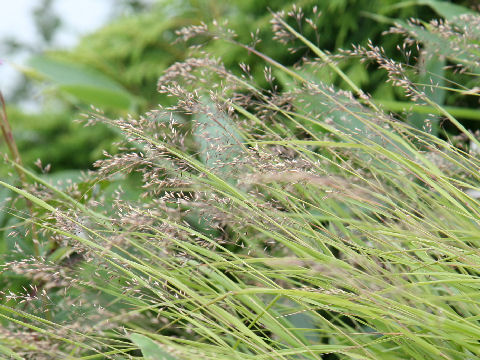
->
[4,0,475,176]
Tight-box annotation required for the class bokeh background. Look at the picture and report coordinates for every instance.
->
[1,0,477,176]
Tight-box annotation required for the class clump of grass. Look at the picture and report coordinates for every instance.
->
[1,6,480,360]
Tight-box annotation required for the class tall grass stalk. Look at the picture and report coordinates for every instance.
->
[0,91,39,256]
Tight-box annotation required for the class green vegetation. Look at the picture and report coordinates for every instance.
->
[5,0,473,174]
[1,1,480,359]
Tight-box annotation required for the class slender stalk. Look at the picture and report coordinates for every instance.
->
[0,92,23,170]
[0,91,39,256]
[375,99,480,121]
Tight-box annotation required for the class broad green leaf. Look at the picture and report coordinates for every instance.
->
[59,84,133,110]
[25,55,137,110]
[194,97,244,183]
[390,0,476,22]
[47,246,74,263]
[130,333,178,360]
[273,298,319,346]
[279,66,388,146]
[0,187,11,233]
[394,19,480,73]
[417,0,476,22]
[3,216,34,256]
[39,169,84,190]
[407,41,445,135]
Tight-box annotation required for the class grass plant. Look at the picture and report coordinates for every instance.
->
[1,6,480,360]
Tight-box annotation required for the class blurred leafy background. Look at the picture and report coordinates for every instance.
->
[2,0,477,178]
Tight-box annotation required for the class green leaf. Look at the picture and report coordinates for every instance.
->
[47,246,74,263]
[0,187,11,231]
[407,41,445,135]
[130,334,178,360]
[390,0,476,23]
[194,97,244,184]
[3,216,34,256]
[394,19,480,73]
[25,55,137,110]
[417,0,476,22]
[39,170,84,190]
